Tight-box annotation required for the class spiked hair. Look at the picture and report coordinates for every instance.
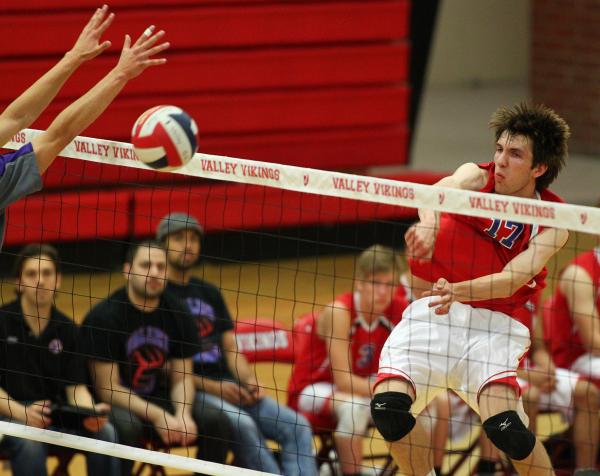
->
[490,102,570,190]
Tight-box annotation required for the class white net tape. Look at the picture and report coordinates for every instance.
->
[4,129,599,234]
[0,420,275,475]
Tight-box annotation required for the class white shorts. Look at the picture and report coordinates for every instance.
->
[377,297,531,416]
[571,353,600,381]
[297,382,335,416]
[537,368,580,423]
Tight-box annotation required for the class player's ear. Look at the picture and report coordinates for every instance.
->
[123,262,131,279]
[354,276,365,293]
[55,273,62,291]
[532,162,548,178]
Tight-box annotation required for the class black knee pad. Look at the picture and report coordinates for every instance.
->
[370,392,416,442]
[482,410,536,461]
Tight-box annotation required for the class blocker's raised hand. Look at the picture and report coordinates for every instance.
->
[68,5,115,62]
[115,25,170,80]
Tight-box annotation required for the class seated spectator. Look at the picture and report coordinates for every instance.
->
[0,243,119,476]
[288,245,448,476]
[542,245,600,473]
[156,213,317,476]
[82,240,231,475]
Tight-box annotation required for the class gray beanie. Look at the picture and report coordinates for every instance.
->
[156,213,204,242]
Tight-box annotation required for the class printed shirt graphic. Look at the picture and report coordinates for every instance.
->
[166,278,235,380]
[82,288,199,405]
[409,162,564,317]
[126,326,169,395]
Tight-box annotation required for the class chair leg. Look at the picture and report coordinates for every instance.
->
[50,450,75,476]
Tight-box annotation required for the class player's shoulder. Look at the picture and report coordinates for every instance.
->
[84,288,128,324]
[161,288,193,315]
[0,300,23,334]
[451,162,490,191]
[50,307,75,325]
[332,291,353,309]
[192,279,231,311]
[539,187,564,203]
[190,277,224,296]
[566,250,599,278]
[0,298,20,315]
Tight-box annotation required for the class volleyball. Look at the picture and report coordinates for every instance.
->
[131,105,199,171]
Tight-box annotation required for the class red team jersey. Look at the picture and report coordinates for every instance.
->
[545,249,600,369]
[287,290,407,411]
[409,162,563,318]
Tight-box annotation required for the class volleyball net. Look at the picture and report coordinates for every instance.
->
[1,129,599,474]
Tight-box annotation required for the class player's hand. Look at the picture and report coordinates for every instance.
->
[220,381,254,406]
[524,368,557,393]
[422,278,454,314]
[67,5,114,63]
[244,380,264,403]
[527,359,557,393]
[176,412,198,446]
[405,220,437,260]
[23,400,52,429]
[152,411,186,446]
[115,25,170,80]
[82,402,111,433]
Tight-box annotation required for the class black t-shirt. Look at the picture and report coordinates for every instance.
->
[0,299,86,403]
[82,287,199,407]
[166,278,234,380]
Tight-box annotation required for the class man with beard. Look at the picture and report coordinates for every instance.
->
[0,243,119,476]
[156,213,317,476]
[82,240,232,475]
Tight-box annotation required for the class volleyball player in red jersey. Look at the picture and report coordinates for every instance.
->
[545,247,600,386]
[288,245,411,475]
[370,103,571,476]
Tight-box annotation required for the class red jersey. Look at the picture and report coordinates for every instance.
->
[288,291,407,410]
[409,162,563,318]
[545,249,600,369]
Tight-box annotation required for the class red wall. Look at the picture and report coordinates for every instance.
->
[1,1,416,245]
[1,1,411,170]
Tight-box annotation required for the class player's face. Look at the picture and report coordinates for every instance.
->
[356,271,396,315]
[17,255,61,307]
[164,229,201,271]
[126,246,167,298]
[493,132,547,197]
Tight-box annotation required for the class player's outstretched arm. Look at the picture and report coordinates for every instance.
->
[0,5,114,147]
[31,26,169,173]
[406,163,488,260]
[318,303,372,397]
[425,227,569,313]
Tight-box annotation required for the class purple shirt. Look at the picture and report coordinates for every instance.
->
[0,143,43,249]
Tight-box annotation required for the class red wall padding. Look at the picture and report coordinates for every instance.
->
[4,190,131,245]
[0,2,409,56]
[0,44,410,102]
[2,1,413,244]
[5,169,443,247]
[29,86,410,139]
[131,181,421,237]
